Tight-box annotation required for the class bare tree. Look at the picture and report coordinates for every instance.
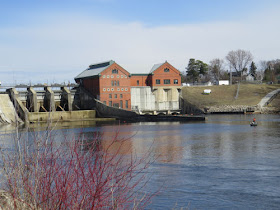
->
[209,58,224,82]
[225,49,253,74]
[257,60,269,81]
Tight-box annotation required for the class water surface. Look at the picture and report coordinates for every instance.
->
[0,114,279,209]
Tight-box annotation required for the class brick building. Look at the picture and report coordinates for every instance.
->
[131,61,182,112]
[75,60,182,112]
[75,60,131,109]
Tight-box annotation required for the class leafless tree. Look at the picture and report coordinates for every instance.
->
[257,60,268,80]
[225,49,253,74]
[209,58,224,82]
[259,60,269,71]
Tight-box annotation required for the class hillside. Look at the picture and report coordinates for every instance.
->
[181,84,280,109]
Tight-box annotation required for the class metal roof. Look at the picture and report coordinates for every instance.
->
[75,60,115,80]
[131,73,150,76]
[149,63,164,74]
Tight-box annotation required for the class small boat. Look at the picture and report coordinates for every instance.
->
[250,122,258,126]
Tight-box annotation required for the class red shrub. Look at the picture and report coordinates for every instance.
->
[1,129,155,209]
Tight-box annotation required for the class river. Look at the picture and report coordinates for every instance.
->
[0,114,280,209]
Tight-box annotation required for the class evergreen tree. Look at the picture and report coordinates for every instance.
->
[186,58,208,84]
[249,61,257,75]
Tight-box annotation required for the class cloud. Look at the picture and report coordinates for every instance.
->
[0,6,279,85]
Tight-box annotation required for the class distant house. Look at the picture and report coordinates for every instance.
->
[245,73,256,81]
[230,72,241,78]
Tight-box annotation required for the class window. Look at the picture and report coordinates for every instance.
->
[117,88,120,91]
[164,68,170,72]
[111,75,114,78]
[107,88,110,91]
[107,75,110,78]
[164,79,170,84]
[111,88,114,91]
[120,94,123,98]
[112,69,118,74]
[120,100,123,108]
[103,88,106,91]
[174,79,178,84]
[137,80,139,85]
[109,94,112,98]
[109,101,112,106]
[156,79,160,84]
[103,75,106,78]
[111,80,119,86]
[125,88,128,91]
[114,94,117,98]
[103,101,106,105]
[125,100,128,109]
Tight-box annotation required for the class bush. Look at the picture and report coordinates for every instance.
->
[0,128,155,209]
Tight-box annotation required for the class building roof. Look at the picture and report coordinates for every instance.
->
[131,73,150,76]
[75,60,115,80]
[149,63,164,74]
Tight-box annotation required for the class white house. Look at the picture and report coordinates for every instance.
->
[246,73,255,81]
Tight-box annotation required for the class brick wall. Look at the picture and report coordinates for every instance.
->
[99,63,131,109]
[151,62,181,87]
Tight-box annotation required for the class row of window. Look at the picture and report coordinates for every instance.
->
[109,93,123,99]
[103,88,129,92]
[103,100,129,109]
[102,75,127,79]
[156,79,178,84]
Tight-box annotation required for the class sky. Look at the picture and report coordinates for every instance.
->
[0,0,280,85]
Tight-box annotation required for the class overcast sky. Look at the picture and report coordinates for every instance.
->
[0,0,280,85]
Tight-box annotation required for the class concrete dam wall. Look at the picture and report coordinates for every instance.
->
[131,86,181,114]
[0,86,101,124]
[0,94,21,123]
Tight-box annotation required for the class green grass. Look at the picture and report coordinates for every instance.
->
[182,84,280,108]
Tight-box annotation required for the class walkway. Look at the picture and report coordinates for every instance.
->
[258,89,280,108]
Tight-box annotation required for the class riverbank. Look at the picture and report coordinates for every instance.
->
[181,84,280,114]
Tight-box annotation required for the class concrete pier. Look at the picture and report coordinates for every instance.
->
[44,86,55,112]
[26,87,38,112]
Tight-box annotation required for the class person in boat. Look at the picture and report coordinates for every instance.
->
[251,118,257,125]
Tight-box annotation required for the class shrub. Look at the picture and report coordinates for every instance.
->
[0,128,155,209]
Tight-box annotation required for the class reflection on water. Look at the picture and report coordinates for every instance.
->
[0,114,280,209]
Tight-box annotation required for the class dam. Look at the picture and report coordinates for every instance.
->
[0,85,114,124]
[0,85,205,124]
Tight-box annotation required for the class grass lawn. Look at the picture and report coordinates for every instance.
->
[182,84,280,108]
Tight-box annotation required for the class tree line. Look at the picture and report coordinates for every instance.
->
[183,49,280,84]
